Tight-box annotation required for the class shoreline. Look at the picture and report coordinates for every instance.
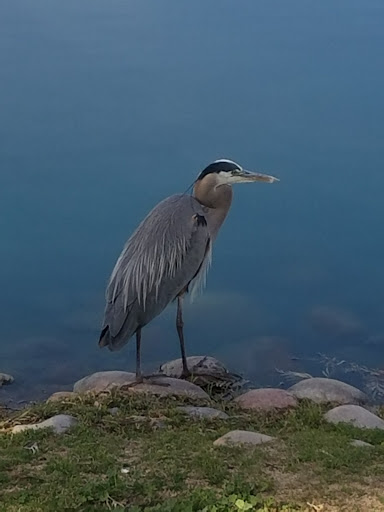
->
[1,370,384,511]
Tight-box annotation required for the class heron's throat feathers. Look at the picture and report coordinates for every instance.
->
[193,174,233,240]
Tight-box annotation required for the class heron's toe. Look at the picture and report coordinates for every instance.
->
[140,374,171,387]
[180,369,191,380]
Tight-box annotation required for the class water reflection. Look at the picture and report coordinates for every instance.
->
[2,0,384,401]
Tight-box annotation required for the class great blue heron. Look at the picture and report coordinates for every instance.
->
[99,159,278,382]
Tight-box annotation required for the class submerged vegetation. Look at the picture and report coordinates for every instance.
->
[277,352,384,403]
[1,391,384,511]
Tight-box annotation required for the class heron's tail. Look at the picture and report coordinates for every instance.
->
[98,324,135,351]
[98,314,139,352]
[98,325,111,348]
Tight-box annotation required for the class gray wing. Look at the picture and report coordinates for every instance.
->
[99,194,211,351]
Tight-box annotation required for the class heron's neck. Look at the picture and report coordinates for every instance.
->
[193,177,233,240]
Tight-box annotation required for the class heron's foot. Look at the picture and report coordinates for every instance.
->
[142,374,171,387]
[121,376,144,389]
[180,368,191,380]
[123,374,171,389]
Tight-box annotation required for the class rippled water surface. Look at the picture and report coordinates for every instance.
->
[2,0,384,401]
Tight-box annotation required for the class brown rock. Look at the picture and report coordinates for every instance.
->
[46,391,78,403]
[234,388,297,411]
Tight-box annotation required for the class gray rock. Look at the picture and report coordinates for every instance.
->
[324,405,384,430]
[12,414,78,435]
[351,439,373,447]
[73,370,209,399]
[0,373,14,386]
[159,356,241,388]
[214,430,275,447]
[177,406,229,420]
[289,378,368,405]
[234,388,297,412]
[73,371,136,393]
[123,376,209,400]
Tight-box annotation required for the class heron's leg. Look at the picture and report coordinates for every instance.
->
[121,328,169,389]
[176,295,190,378]
[135,328,143,382]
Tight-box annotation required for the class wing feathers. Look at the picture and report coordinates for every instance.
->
[101,195,211,346]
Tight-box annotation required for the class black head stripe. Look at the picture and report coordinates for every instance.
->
[196,161,241,181]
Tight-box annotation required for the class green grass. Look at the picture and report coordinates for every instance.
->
[1,393,384,511]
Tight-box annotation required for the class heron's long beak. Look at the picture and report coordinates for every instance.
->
[239,169,279,183]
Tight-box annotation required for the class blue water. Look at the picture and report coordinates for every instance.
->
[2,0,384,401]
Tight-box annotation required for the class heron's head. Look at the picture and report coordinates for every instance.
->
[195,159,279,186]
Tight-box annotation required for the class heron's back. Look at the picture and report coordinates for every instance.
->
[100,194,211,351]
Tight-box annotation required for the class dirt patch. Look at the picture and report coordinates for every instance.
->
[270,468,384,511]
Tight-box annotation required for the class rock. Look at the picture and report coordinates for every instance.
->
[234,388,297,412]
[73,371,136,393]
[177,406,229,420]
[108,407,120,415]
[73,370,209,399]
[46,391,78,403]
[351,439,373,447]
[12,414,78,435]
[324,405,384,430]
[288,378,368,405]
[159,356,241,387]
[0,373,14,386]
[122,376,209,400]
[213,430,275,447]
[160,356,227,378]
